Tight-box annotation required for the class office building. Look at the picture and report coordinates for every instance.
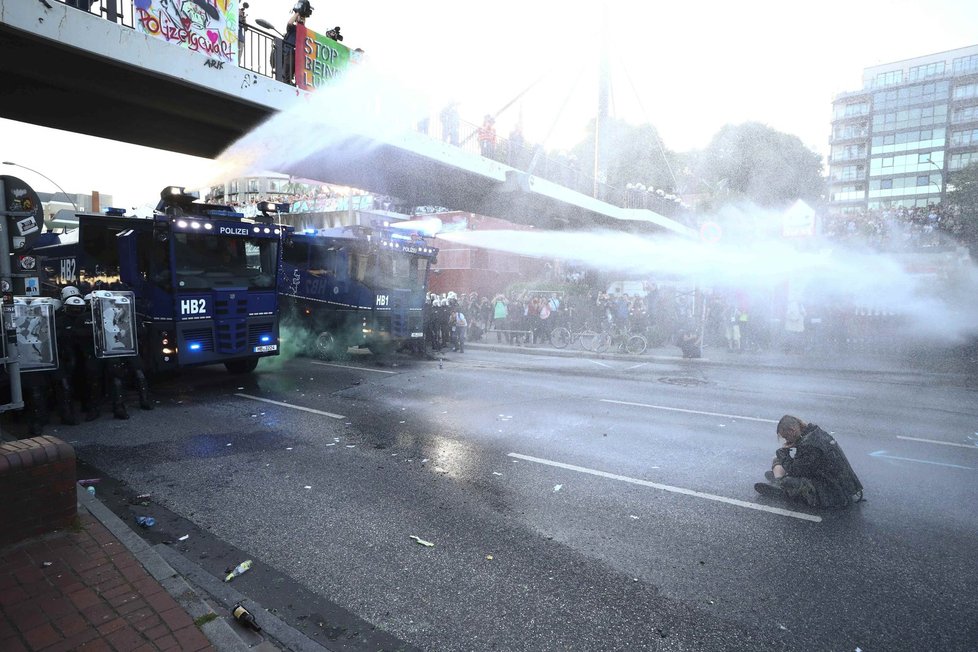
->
[829,44,978,214]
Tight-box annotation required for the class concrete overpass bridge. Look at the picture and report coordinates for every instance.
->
[0,0,694,237]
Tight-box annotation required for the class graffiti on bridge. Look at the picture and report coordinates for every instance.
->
[135,0,238,63]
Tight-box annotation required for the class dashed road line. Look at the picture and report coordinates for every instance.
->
[507,452,821,522]
[600,399,777,424]
[311,361,397,374]
[869,450,974,470]
[234,393,345,419]
[588,360,612,368]
[624,362,648,371]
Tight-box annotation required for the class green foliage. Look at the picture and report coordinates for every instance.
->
[570,118,679,191]
[947,161,978,253]
[692,122,825,208]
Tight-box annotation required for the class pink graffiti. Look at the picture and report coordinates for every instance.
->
[137,9,233,62]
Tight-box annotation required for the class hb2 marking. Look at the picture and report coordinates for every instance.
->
[180,299,207,315]
[60,258,77,283]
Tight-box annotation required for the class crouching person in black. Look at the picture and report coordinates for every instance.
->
[755,415,864,508]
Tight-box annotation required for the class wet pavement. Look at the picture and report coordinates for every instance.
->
[11,343,978,651]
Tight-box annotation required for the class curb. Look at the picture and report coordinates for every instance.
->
[461,340,974,381]
[77,486,253,652]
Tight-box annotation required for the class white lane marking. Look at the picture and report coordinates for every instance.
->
[624,363,648,371]
[508,452,821,522]
[601,399,777,424]
[896,435,978,450]
[310,361,397,374]
[588,359,612,368]
[869,450,974,470]
[234,393,345,419]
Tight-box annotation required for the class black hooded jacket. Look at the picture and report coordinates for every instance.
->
[777,423,864,508]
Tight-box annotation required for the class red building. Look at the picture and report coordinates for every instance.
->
[426,212,549,297]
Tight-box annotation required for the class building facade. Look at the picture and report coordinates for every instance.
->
[829,44,978,214]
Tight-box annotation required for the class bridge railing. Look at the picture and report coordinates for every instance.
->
[60,1,690,223]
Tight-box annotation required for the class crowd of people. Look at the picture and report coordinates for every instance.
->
[821,203,966,251]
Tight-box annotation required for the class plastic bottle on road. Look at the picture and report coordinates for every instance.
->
[225,560,253,582]
[134,516,156,528]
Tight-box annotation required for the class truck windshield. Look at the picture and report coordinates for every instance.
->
[173,233,279,290]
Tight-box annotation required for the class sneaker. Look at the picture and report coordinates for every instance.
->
[764,470,776,483]
[754,482,786,499]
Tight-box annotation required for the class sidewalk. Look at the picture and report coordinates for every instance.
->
[0,487,253,652]
[465,336,978,379]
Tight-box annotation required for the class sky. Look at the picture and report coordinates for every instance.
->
[2,0,978,209]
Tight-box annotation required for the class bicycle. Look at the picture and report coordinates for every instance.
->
[591,323,648,355]
[550,324,602,351]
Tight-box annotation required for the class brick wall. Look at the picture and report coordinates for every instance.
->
[0,436,77,546]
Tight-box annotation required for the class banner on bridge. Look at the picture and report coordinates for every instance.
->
[135,0,239,63]
[296,24,357,91]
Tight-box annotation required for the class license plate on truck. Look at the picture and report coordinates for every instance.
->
[253,345,278,352]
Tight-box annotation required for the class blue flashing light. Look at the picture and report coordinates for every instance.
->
[303,229,316,235]
[104,207,127,216]
[390,232,412,241]
[189,342,202,351]
[260,335,272,343]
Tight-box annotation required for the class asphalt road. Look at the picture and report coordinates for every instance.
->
[30,346,978,651]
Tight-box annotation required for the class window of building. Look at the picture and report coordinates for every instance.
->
[952,105,978,124]
[954,83,978,100]
[881,179,893,189]
[918,153,931,164]
[228,180,239,194]
[916,175,929,186]
[874,70,903,88]
[247,178,259,193]
[950,152,977,170]
[953,54,978,75]
[951,128,978,147]
[908,61,946,81]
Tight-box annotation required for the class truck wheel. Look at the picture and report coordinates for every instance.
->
[225,358,259,374]
[314,331,338,359]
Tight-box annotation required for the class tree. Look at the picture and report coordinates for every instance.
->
[692,122,825,208]
[946,161,978,255]
[569,118,679,192]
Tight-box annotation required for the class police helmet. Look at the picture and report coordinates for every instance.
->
[83,293,93,302]
[64,296,85,307]
[61,286,81,301]
[93,290,114,299]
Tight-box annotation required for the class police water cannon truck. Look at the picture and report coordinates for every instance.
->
[31,187,283,374]
[279,225,437,357]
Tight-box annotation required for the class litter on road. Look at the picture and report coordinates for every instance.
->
[135,516,156,528]
[553,484,563,492]
[225,560,253,582]
[493,472,503,476]
[178,535,190,541]
[410,536,435,547]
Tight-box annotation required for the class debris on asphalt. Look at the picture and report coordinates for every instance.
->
[237,387,245,390]
[225,560,253,582]
[346,445,356,448]
[434,466,447,473]
[135,516,156,528]
[41,561,52,568]
[410,536,435,547]
[553,484,562,492]
[326,443,336,446]
[286,447,293,450]
[421,458,429,463]
[778,624,788,631]
[492,472,503,476]
[629,515,639,519]
[86,486,96,496]
[399,421,406,424]
[486,555,493,560]
[232,603,262,632]
[226,443,232,447]
[178,535,189,541]
[304,486,312,489]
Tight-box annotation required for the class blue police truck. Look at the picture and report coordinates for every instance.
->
[33,188,282,374]
[279,225,437,357]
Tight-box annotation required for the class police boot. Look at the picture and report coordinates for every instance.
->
[109,378,130,420]
[56,378,81,426]
[25,386,48,436]
[135,371,153,410]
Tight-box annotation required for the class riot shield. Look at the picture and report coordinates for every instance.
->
[91,291,138,358]
[8,299,58,371]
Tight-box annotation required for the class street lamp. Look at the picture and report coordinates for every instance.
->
[924,159,944,203]
[1,161,79,212]
[254,18,284,37]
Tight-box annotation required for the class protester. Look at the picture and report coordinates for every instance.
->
[755,415,864,508]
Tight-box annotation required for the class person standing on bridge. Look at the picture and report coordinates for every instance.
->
[282,4,307,84]
[478,115,497,159]
[755,415,864,508]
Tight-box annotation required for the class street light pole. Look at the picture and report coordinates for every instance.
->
[1,162,79,212]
